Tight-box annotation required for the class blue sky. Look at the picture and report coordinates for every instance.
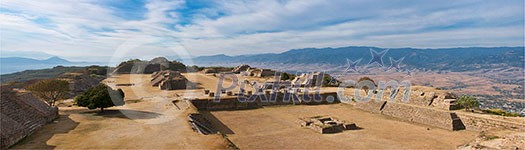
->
[0,0,523,62]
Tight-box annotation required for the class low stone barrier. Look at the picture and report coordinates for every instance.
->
[189,92,339,111]
[457,113,525,131]
[354,100,386,113]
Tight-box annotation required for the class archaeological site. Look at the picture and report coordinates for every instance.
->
[2,56,524,149]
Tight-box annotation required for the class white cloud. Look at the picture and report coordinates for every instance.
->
[0,0,523,62]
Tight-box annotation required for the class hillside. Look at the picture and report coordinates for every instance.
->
[112,57,187,74]
[0,56,100,74]
[192,46,524,72]
[0,66,108,83]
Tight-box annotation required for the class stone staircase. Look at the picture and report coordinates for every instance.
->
[1,87,59,149]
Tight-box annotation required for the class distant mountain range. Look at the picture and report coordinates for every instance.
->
[0,56,100,74]
[191,46,524,72]
[2,46,523,75]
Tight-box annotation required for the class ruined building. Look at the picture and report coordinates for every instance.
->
[151,70,193,90]
[299,116,358,134]
[1,86,59,149]
[253,69,277,78]
[351,86,466,130]
[291,72,326,87]
[231,64,251,73]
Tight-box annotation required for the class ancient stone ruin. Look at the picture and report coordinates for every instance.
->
[242,68,277,78]
[299,116,358,134]
[1,86,59,149]
[351,86,466,130]
[150,70,193,90]
[231,64,251,73]
[291,72,327,87]
[255,69,277,77]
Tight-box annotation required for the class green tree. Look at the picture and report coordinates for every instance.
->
[456,95,480,111]
[26,79,70,106]
[322,75,340,87]
[280,72,296,81]
[75,84,125,111]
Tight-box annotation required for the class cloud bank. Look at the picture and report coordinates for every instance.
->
[1,0,523,62]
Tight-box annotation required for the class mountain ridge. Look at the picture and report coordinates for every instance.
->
[0,56,98,75]
[190,46,524,72]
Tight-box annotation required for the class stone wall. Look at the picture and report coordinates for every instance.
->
[190,92,339,111]
[189,97,260,111]
[381,102,465,130]
[457,114,525,131]
[354,100,386,114]
[354,99,465,130]
[1,87,59,149]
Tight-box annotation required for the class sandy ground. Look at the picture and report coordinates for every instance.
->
[211,104,479,149]
[12,73,487,149]
[13,73,230,149]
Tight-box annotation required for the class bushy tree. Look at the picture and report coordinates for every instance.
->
[26,79,70,106]
[75,84,125,111]
[457,95,480,111]
[322,75,341,87]
[280,72,296,81]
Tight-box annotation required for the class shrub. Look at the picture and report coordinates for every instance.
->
[483,108,520,117]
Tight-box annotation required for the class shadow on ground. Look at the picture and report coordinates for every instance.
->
[11,114,80,149]
[81,109,162,120]
[200,111,235,134]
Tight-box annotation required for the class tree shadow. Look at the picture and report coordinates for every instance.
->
[11,114,80,149]
[81,109,161,120]
[81,109,162,120]
[199,111,235,135]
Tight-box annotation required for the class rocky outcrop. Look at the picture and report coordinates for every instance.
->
[1,86,58,149]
